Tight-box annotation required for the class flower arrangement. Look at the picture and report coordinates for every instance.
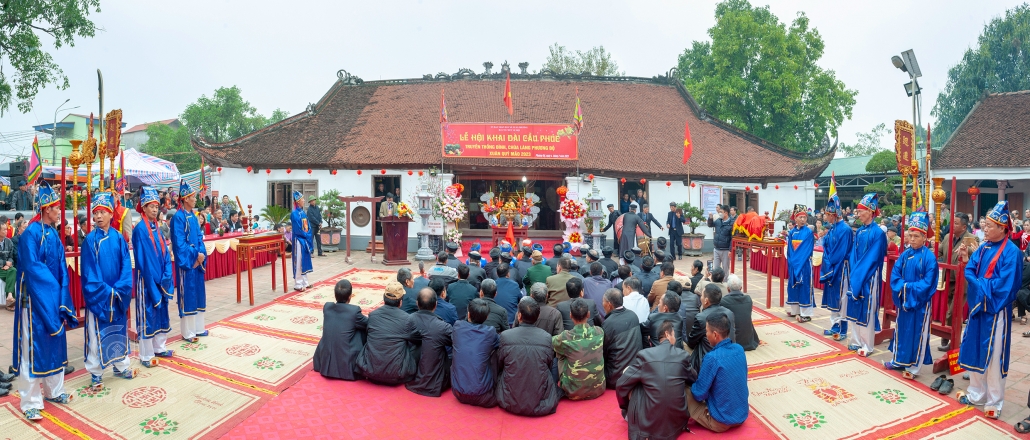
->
[556,186,568,201]
[396,202,415,219]
[559,199,587,221]
[445,228,463,244]
[568,232,583,244]
[439,194,467,223]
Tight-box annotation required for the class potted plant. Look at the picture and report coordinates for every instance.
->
[259,205,291,229]
[677,202,705,256]
[318,189,346,251]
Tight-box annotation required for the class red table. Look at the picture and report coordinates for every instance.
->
[202,232,274,281]
[236,232,288,305]
[730,237,786,309]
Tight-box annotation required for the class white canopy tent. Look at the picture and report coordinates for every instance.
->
[42,148,180,186]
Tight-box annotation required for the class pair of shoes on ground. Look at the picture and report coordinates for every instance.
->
[140,350,173,369]
[795,315,812,323]
[930,375,955,395]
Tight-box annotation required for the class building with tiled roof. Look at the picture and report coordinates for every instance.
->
[196,67,833,250]
[933,90,1030,220]
[123,118,180,150]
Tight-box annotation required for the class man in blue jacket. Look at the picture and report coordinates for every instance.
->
[689,312,748,432]
[451,299,499,407]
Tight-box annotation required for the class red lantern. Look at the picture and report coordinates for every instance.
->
[418,171,424,176]
[380,169,386,175]
[968,186,981,201]
[620,178,626,184]
[665,181,671,187]
[407,170,413,176]
[357,170,362,175]
[794,185,798,190]
[640,178,647,185]
[556,186,568,201]
[217,167,222,172]
[814,183,819,188]
[246,166,252,173]
[265,169,271,174]
[588,174,594,181]
[307,169,312,174]
[745,186,750,191]
[286,168,292,174]
[690,182,696,188]
[775,185,779,190]
[331,170,337,175]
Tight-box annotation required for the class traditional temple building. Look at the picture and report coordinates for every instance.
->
[194,66,834,250]
[933,90,1030,220]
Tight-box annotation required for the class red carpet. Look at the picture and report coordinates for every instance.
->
[221,370,773,440]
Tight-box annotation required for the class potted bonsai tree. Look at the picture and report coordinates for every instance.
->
[318,189,346,251]
[677,202,705,257]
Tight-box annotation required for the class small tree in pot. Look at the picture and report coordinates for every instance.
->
[318,189,347,251]
[677,202,705,256]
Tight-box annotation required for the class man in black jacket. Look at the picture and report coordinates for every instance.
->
[721,275,760,351]
[687,284,736,372]
[617,320,696,440]
[673,280,701,343]
[642,292,685,348]
[556,277,603,330]
[601,204,621,253]
[513,283,563,336]
[447,265,479,320]
[478,279,509,334]
[356,282,422,385]
[511,247,533,290]
[307,198,324,256]
[687,260,704,294]
[546,244,563,274]
[601,288,643,388]
[666,202,686,260]
[639,204,663,237]
[636,256,660,304]
[313,280,367,380]
[466,252,487,291]
[496,297,560,417]
[406,288,453,397]
[598,246,620,278]
[706,204,733,272]
[484,248,501,280]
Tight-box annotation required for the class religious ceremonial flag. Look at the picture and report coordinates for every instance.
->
[505,220,515,247]
[682,119,693,164]
[572,88,583,135]
[828,172,837,199]
[503,71,513,116]
[26,136,42,185]
[440,89,448,125]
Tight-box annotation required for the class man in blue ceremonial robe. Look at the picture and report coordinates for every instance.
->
[291,190,314,291]
[885,211,938,379]
[132,186,175,367]
[786,204,815,323]
[957,201,1023,419]
[81,191,137,389]
[820,194,853,340]
[12,181,77,420]
[171,180,208,342]
[845,193,887,357]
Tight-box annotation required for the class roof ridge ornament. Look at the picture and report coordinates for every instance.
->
[518,62,529,75]
[483,61,493,75]
[337,69,363,85]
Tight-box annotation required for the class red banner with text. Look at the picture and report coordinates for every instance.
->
[442,123,578,160]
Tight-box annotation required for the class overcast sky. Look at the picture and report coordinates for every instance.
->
[0,0,1022,160]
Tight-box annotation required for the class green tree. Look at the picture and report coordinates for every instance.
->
[931,3,1030,144]
[838,123,891,157]
[0,0,101,115]
[141,86,288,172]
[676,0,857,153]
[542,44,623,76]
[143,122,197,171]
[865,150,898,175]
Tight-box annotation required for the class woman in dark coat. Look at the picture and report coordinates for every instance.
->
[313,280,368,380]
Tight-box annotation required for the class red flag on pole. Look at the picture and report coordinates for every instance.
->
[503,71,513,116]
[440,89,448,125]
[682,119,693,163]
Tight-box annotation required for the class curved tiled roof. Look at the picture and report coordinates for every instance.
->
[192,71,834,183]
[934,90,1030,169]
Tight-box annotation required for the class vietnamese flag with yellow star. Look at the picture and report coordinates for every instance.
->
[503,71,513,116]
[682,119,693,163]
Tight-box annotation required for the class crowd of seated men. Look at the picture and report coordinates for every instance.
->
[313,251,755,436]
